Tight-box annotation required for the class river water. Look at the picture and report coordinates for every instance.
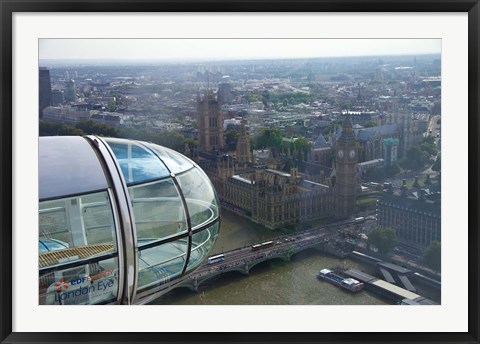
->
[153,210,394,305]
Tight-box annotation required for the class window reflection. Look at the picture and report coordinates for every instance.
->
[39,190,119,305]
[176,168,219,229]
[186,223,220,272]
[40,258,119,305]
[129,179,188,242]
[39,191,117,253]
[147,143,194,175]
[137,239,188,289]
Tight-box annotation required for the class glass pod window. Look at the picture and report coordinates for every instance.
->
[104,138,220,295]
[39,190,120,305]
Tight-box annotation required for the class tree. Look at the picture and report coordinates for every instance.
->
[244,93,262,103]
[424,241,441,272]
[57,124,84,136]
[399,137,438,171]
[399,146,430,171]
[384,163,401,178]
[322,122,338,136]
[75,120,119,137]
[156,131,189,152]
[365,163,401,182]
[40,120,85,136]
[419,136,437,156]
[293,137,311,161]
[344,102,353,110]
[225,130,240,150]
[368,227,397,256]
[269,92,313,105]
[365,167,385,181]
[400,136,437,170]
[363,120,377,128]
[121,126,157,143]
[107,100,116,112]
[39,120,62,136]
[184,138,197,151]
[261,90,270,108]
[255,128,283,153]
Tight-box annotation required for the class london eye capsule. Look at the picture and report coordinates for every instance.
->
[39,136,220,305]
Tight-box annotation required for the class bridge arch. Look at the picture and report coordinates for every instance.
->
[185,268,250,292]
[288,246,323,260]
[246,255,290,272]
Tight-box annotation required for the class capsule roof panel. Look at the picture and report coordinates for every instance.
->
[39,136,109,200]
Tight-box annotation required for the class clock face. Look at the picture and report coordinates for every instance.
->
[349,149,356,159]
[337,149,344,158]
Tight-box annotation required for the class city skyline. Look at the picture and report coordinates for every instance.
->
[39,38,441,63]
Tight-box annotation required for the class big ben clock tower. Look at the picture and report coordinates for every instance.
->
[335,114,358,219]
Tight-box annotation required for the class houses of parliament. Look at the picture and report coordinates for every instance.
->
[192,90,358,230]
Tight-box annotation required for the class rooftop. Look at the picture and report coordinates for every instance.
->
[357,124,398,140]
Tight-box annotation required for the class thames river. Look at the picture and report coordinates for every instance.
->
[153,210,390,305]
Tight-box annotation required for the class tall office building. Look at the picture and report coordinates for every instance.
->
[39,67,52,117]
[64,79,77,102]
[218,81,232,105]
[51,89,65,106]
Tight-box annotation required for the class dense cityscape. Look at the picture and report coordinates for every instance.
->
[39,51,441,305]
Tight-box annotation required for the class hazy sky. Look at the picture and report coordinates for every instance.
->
[39,39,441,62]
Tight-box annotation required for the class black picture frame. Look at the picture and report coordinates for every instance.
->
[1,1,478,343]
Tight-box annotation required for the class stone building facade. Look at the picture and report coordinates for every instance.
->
[356,124,399,162]
[197,90,224,152]
[378,190,441,250]
[386,112,429,158]
[201,155,335,229]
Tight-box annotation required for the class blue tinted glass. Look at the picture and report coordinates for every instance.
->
[38,239,69,253]
[147,143,194,175]
[39,241,48,253]
[104,139,170,184]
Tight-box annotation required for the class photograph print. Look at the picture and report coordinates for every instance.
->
[38,38,442,306]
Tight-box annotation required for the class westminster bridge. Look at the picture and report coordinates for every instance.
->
[137,219,369,304]
[176,228,336,292]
